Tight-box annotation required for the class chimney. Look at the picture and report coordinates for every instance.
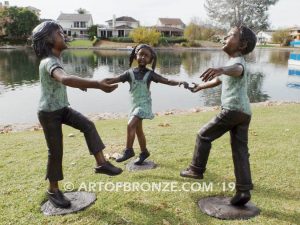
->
[112,14,116,28]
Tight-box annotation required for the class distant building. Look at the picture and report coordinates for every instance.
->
[155,18,185,37]
[257,30,275,44]
[0,1,9,8]
[289,27,300,47]
[98,15,139,38]
[289,27,300,40]
[57,13,93,39]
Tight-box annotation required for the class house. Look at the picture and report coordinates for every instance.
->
[98,15,139,38]
[155,18,185,37]
[288,27,300,47]
[57,13,93,39]
[257,30,275,44]
[0,1,9,8]
[289,27,300,40]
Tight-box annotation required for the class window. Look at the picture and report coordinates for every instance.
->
[80,22,86,28]
[74,22,80,28]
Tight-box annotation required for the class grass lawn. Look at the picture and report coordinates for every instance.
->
[0,104,299,224]
[68,40,94,48]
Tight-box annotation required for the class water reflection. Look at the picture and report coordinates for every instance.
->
[0,48,299,123]
[269,51,290,65]
[94,50,130,74]
[287,67,300,89]
[247,71,269,102]
[62,50,96,78]
[0,49,39,89]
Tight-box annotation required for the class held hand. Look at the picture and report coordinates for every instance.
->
[98,78,118,93]
[200,68,223,82]
[189,82,202,93]
[179,81,189,89]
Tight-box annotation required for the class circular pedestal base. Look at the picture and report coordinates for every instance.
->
[126,160,157,171]
[198,196,260,220]
[41,191,96,216]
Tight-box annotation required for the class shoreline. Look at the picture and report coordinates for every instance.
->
[0,44,299,52]
[1,101,299,133]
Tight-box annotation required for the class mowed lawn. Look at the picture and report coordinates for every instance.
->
[0,104,299,225]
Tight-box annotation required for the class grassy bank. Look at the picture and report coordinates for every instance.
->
[0,104,299,224]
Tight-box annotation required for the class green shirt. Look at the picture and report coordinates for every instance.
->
[38,56,69,112]
[220,56,251,115]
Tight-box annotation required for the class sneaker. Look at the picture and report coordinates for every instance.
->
[115,148,135,162]
[180,167,203,179]
[95,161,123,176]
[47,189,71,208]
[134,150,150,165]
[230,190,251,206]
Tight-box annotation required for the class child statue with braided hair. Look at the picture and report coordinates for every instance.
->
[107,44,188,165]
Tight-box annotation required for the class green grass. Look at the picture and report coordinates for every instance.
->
[0,104,299,224]
[68,40,94,48]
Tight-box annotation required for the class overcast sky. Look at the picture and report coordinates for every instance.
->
[7,0,300,28]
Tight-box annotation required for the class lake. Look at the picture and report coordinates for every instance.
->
[0,48,299,123]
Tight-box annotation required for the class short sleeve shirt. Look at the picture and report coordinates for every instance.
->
[38,56,69,112]
[219,56,251,115]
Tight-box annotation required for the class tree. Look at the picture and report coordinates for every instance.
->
[272,29,291,46]
[76,8,89,14]
[184,23,202,42]
[0,6,39,39]
[87,25,98,40]
[129,27,161,46]
[204,0,279,31]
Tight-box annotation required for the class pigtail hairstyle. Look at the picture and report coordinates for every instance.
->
[31,20,63,59]
[129,44,157,71]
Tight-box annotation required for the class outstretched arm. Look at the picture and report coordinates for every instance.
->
[200,64,244,82]
[52,68,118,93]
[153,73,188,87]
[190,77,221,93]
[105,76,123,84]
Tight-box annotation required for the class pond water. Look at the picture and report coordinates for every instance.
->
[0,48,299,123]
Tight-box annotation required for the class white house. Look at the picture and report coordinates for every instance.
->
[155,18,185,37]
[57,13,93,39]
[98,15,139,38]
[257,31,275,44]
[289,27,300,40]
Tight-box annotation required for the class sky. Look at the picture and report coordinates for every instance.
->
[6,0,300,29]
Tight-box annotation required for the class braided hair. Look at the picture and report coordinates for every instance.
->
[129,44,157,71]
[31,20,63,58]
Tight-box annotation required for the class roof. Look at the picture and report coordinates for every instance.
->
[115,25,133,29]
[106,16,138,23]
[289,27,300,31]
[158,18,185,26]
[57,13,93,21]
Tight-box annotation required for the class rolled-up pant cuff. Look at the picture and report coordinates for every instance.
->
[236,183,253,191]
[190,164,206,174]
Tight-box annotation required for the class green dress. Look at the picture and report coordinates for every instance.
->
[128,68,154,120]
